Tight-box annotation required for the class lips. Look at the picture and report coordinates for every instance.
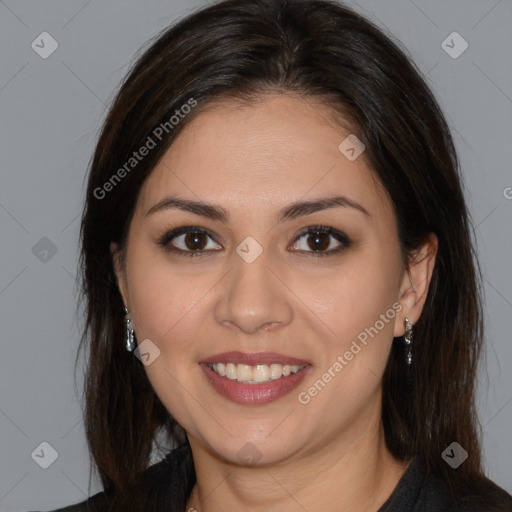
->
[200,351,311,366]
[199,351,312,405]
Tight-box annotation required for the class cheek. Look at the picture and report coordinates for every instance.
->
[125,251,208,422]
[295,260,400,428]
[126,238,206,344]
[307,251,401,350]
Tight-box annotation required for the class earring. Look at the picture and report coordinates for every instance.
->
[125,308,137,352]
[404,317,413,365]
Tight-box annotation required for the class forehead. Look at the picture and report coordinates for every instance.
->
[135,94,392,222]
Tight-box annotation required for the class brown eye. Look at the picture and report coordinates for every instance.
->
[157,226,222,257]
[306,232,331,251]
[290,226,351,256]
[183,232,208,250]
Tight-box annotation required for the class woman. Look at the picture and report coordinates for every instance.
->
[41,0,512,510]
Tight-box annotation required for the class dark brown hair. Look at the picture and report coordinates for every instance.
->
[78,0,496,509]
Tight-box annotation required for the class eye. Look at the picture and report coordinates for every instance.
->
[157,226,222,257]
[157,225,351,258]
[289,225,350,256]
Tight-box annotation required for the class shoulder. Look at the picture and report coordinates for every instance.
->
[32,444,192,512]
[449,476,512,511]
[426,467,512,512]
[379,457,512,512]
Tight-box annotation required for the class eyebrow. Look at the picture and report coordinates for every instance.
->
[145,194,370,222]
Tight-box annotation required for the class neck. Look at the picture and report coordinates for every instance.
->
[185,408,408,511]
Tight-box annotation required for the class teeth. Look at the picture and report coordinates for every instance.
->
[208,362,305,383]
[226,363,237,380]
[253,364,269,382]
[238,364,253,381]
[269,364,283,379]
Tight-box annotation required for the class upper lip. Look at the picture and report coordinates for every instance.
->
[200,351,311,366]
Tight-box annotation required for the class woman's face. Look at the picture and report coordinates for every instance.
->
[113,94,430,466]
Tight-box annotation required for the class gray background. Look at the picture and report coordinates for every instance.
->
[1,0,511,510]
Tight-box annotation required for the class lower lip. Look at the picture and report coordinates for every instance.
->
[200,363,311,405]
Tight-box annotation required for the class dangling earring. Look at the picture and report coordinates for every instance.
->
[404,317,413,365]
[125,308,137,352]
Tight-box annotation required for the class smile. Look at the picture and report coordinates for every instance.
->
[206,362,307,383]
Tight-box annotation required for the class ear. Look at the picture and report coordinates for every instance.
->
[393,233,438,337]
[110,241,129,309]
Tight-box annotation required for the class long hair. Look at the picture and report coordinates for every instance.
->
[78,0,490,508]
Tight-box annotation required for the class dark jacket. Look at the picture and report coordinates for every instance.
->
[35,443,512,511]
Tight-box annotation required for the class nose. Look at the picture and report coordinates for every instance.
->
[213,254,293,335]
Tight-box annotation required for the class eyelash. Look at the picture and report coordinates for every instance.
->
[157,225,351,258]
